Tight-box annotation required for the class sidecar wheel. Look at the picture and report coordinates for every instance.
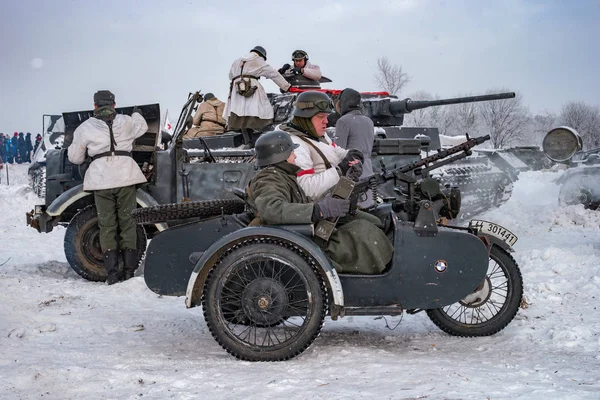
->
[202,239,326,361]
[426,245,523,336]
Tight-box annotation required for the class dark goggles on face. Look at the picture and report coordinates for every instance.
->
[292,50,307,60]
[296,99,333,112]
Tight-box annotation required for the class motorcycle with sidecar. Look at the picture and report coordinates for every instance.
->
[140,134,523,361]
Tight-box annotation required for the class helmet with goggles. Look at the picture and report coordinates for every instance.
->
[292,50,308,61]
[292,91,334,118]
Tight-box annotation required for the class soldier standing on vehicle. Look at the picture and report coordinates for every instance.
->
[247,130,393,274]
[334,88,375,208]
[278,50,322,82]
[223,46,291,145]
[68,90,148,285]
[184,93,227,138]
[279,90,365,200]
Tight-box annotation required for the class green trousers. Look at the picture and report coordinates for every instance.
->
[94,186,137,252]
[316,211,394,275]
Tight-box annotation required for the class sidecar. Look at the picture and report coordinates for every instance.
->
[143,203,523,362]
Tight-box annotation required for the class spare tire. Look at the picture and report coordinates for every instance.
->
[132,199,246,224]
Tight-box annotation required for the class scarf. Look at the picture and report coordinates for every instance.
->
[93,105,117,122]
[290,116,323,141]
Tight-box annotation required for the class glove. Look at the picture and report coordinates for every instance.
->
[345,161,363,182]
[132,106,143,117]
[345,148,364,163]
[292,67,302,75]
[315,193,350,219]
[279,84,291,94]
[278,63,291,74]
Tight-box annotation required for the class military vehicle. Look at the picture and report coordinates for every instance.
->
[27,114,64,198]
[25,98,256,282]
[542,126,600,209]
[139,133,523,361]
[26,89,518,283]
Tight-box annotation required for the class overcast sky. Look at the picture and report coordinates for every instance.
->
[1,0,598,134]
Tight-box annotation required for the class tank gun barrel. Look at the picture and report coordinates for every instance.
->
[390,92,516,114]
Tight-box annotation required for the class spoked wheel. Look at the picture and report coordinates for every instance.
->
[203,239,326,361]
[426,245,523,336]
[559,182,599,210]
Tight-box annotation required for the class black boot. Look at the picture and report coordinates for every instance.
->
[104,250,120,285]
[122,249,138,281]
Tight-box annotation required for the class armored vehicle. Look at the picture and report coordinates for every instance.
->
[542,126,600,209]
[140,133,523,361]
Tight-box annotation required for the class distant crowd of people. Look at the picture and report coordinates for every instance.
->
[0,132,42,166]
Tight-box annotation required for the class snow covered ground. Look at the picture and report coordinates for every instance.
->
[1,163,599,400]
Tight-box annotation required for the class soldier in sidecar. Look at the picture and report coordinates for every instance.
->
[141,129,524,362]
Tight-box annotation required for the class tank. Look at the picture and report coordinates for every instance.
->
[270,89,520,217]
[542,126,600,209]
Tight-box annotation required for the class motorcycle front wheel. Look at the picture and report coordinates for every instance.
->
[426,245,523,337]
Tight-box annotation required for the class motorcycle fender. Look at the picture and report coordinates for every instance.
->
[185,226,344,315]
[47,184,167,231]
[478,233,514,253]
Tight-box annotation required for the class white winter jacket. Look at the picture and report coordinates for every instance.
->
[68,113,148,191]
[282,61,322,81]
[223,52,291,121]
[280,124,348,200]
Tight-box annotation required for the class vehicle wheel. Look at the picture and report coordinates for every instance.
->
[559,179,599,210]
[131,199,245,224]
[426,245,523,336]
[203,239,326,361]
[64,205,147,282]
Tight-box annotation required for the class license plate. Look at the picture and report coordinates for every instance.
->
[469,220,518,246]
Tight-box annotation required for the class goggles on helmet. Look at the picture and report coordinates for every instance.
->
[296,99,333,112]
[292,50,308,60]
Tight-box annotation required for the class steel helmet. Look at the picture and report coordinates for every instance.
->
[292,91,334,118]
[254,130,299,167]
[292,50,308,61]
[251,45,267,60]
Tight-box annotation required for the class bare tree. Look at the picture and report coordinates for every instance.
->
[374,57,411,96]
[453,94,479,136]
[531,112,557,146]
[479,89,530,148]
[558,102,600,149]
[403,91,432,127]
[428,98,456,136]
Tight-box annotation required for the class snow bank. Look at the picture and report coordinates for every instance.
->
[1,165,599,399]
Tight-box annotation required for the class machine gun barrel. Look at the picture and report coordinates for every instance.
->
[390,92,516,114]
[383,134,491,180]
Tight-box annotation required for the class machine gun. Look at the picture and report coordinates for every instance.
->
[315,134,491,241]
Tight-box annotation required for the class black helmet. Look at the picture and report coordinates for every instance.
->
[251,45,267,60]
[203,92,215,101]
[292,91,334,118]
[292,50,308,61]
[94,90,115,106]
[254,130,299,167]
